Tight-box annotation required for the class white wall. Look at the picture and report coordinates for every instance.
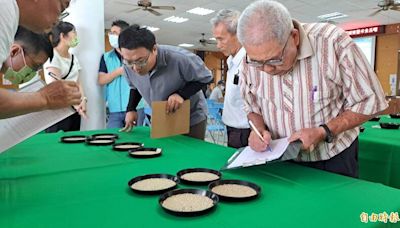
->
[66,0,106,130]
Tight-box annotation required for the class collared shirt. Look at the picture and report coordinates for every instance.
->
[240,20,388,162]
[223,47,249,129]
[0,0,18,69]
[124,45,212,126]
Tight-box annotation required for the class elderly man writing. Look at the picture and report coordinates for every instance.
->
[237,0,390,177]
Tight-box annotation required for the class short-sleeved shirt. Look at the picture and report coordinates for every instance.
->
[240,20,388,162]
[99,50,122,74]
[222,47,249,129]
[0,0,19,69]
[124,45,212,126]
[209,86,223,101]
[44,49,81,83]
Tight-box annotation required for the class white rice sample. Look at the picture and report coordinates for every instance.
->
[131,178,175,191]
[162,193,214,212]
[180,172,219,182]
[211,184,257,198]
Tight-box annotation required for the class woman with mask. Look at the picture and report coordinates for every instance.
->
[44,21,87,132]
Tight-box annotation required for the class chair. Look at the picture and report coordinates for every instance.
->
[206,106,226,145]
[143,107,152,127]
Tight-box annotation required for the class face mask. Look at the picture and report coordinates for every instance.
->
[221,86,225,91]
[108,34,119,49]
[4,48,37,85]
[69,37,79,48]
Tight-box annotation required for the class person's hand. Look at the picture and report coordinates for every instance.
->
[120,111,137,132]
[166,93,184,114]
[388,98,400,114]
[39,80,81,109]
[114,67,124,77]
[289,127,326,151]
[74,98,88,119]
[248,129,271,152]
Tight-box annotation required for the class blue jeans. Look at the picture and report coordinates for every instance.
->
[107,112,126,129]
[136,108,145,126]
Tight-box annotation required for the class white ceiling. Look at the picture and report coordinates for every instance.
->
[104,0,400,51]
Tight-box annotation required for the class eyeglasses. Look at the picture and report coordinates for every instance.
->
[246,32,291,68]
[123,52,151,68]
[59,11,69,20]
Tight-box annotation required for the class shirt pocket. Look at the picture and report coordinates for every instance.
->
[249,84,282,112]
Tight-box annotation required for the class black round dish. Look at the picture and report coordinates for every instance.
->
[177,168,222,185]
[128,147,162,158]
[91,133,119,140]
[369,117,381,121]
[60,135,87,143]
[128,174,178,195]
[159,188,219,217]
[390,114,400,119]
[86,138,115,146]
[112,142,144,151]
[380,122,400,129]
[208,179,261,202]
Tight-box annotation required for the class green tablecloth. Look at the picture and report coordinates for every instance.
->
[359,115,400,189]
[0,127,399,228]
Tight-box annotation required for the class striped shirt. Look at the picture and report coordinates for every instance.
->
[240,20,388,162]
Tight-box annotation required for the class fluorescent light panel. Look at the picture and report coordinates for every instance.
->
[144,26,159,32]
[164,16,189,23]
[317,12,348,21]
[187,7,215,16]
[178,43,194,47]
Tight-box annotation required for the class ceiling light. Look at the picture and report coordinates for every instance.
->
[144,26,160,32]
[317,12,348,21]
[209,37,216,41]
[164,16,189,23]
[187,7,215,16]
[178,43,194,47]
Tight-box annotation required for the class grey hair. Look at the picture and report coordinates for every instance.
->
[210,9,241,35]
[237,0,294,46]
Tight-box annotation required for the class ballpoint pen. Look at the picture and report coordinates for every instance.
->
[248,120,272,152]
[48,72,84,117]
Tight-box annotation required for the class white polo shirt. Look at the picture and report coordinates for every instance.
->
[222,47,249,129]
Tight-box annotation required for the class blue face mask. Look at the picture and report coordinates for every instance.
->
[4,47,37,85]
[108,34,119,49]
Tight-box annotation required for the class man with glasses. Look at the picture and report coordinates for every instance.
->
[0,0,81,119]
[1,27,53,84]
[118,26,212,140]
[98,20,134,128]
[237,0,389,177]
[210,9,251,148]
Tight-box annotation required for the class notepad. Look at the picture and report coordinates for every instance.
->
[226,137,291,169]
[0,79,75,153]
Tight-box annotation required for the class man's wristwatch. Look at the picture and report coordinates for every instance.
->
[319,124,334,143]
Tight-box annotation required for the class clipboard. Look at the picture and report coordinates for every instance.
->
[150,100,190,139]
[221,140,302,170]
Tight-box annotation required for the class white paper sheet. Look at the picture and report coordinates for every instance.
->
[227,137,290,169]
[0,80,75,153]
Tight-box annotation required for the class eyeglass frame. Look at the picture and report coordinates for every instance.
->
[245,32,292,68]
[123,51,151,68]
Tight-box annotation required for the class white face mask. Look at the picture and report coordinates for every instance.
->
[108,34,119,49]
